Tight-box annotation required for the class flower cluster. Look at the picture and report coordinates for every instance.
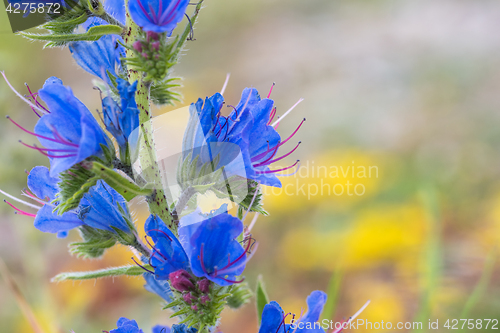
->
[0,0,369,332]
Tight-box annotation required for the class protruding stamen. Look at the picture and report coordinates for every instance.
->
[271,98,303,127]
[331,300,371,333]
[280,118,306,146]
[268,107,277,125]
[0,188,42,210]
[1,72,48,115]
[19,141,75,153]
[131,257,155,274]
[258,160,300,174]
[267,82,275,99]
[226,105,239,120]
[7,116,78,148]
[247,213,259,232]
[220,73,231,96]
[4,200,37,217]
[254,141,301,167]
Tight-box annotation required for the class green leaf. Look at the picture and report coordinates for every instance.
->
[20,24,123,47]
[51,264,151,282]
[150,78,181,105]
[321,266,343,321]
[91,161,152,200]
[256,275,269,324]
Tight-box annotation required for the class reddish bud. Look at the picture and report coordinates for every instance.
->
[151,41,160,51]
[200,295,211,305]
[169,270,195,292]
[191,305,199,311]
[141,52,149,59]
[133,41,143,52]
[147,31,160,41]
[197,278,210,293]
[183,293,197,305]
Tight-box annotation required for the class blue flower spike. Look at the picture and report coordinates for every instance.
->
[184,84,305,188]
[128,0,189,33]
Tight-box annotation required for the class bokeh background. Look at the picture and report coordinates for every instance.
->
[1,0,500,332]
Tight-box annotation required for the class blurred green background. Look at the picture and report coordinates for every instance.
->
[1,0,500,332]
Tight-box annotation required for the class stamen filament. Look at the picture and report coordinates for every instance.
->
[271,98,304,127]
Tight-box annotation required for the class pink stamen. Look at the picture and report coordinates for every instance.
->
[6,116,76,147]
[268,107,277,125]
[1,72,48,115]
[226,105,239,120]
[25,83,49,113]
[4,200,36,217]
[48,124,79,147]
[267,82,275,99]
[280,118,306,146]
[254,141,301,167]
[148,228,173,241]
[137,0,155,23]
[21,190,47,205]
[19,141,75,153]
[217,237,252,272]
[148,3,158,23]
[275,312,292,333]
[258,160,300,174]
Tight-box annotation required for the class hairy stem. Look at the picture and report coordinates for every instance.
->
[124,0,176,233]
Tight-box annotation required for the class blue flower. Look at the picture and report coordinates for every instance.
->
[77,179,133,233]
[145,209,253,287]
[15,77,110,177]
[184,88,304,188]
[27,166,83,238]
[102,78,140,158]
[128,0,189,33]
[2,166,133,238]
[109,317,170,333]
[69,24,125,82]
[259,291,327,333]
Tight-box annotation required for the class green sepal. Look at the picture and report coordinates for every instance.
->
[226,282,252,309]
[51,264,151,282]
[69,226,116,259]
[256,275,270,324]
[20,24,123,48]
[91,161,152,200]
[55,162,99,214]
[43,12,88,34]
[150,78,181,105]
[237,181,268,219]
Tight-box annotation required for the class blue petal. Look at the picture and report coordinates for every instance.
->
[145,215,190,279]
[143,272,173,302]
[69,33,124,82]
[34,205,84,236]
[170,324,197,333]
[128,0,189,33]
[110,317,144,333]
[78,180,130,232]
[27,166,59,201]
[152,325,171,333]
[300,290,328,325]
[259,301,285,333]
[187,213,246,286]
[105,0,126,25]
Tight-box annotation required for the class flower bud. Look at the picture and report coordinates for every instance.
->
[147,31,160,41]
[133,41,143,52]
[169,269,195,292]
[197,278,210,293]
[151,41,160,51]
[182,293,197,305]
[200,295,211,305]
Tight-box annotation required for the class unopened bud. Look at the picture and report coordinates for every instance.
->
[147,31,160,41]
[169,269,194,292]
[197,278,210,293]
[133,41,143,52]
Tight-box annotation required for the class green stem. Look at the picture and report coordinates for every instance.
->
[124,0,176,233]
